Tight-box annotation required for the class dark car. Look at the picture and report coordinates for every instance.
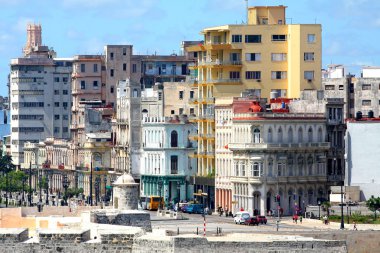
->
[244,217,259,226]
[256,215,267,224]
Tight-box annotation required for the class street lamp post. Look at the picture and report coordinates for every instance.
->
[110,178,114,206]
[317,200,321,219]
[28,161,32,206]
[45,172,50,206]
[340,180,345,229]
[22,175,26,206]
[158,180,163,210]
[38,172,43,212]
[176,181,181,212]
[95,176,100,206]
[89,158,93,206]
[103,175,107,205]
[62,174,69,206]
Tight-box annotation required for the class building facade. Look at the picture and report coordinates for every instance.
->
[140,116,197,203]
[216,97,330,216]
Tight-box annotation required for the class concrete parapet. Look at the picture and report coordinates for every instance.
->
[0,228,29,243]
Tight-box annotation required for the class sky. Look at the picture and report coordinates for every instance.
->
[1,0,380,96]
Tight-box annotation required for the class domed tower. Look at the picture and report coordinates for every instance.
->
[112,173,139,210]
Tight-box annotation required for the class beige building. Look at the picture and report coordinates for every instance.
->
[163,82,198,117]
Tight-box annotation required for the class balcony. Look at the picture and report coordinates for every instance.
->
[266,175,328,184]
[189,98,199,104]
[206,151,215,158]
[198,60,242,68]
[200,97,215,104]
[188,134,199,141]
[228,142,330,151]
[189,152,198,158]
[327,118,343,125]
[230,176,263,184]
[204,41,231,50]
[206,78,241,85]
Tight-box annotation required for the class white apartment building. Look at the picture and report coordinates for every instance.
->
[140,116,197,202]
[10,50,72,166]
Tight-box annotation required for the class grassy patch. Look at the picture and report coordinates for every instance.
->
[328,214,380,224]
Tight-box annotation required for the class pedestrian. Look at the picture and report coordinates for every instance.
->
[323,215,328,225]
[353,222,358,231]
[300,216,303,224]
[295,214,298,224]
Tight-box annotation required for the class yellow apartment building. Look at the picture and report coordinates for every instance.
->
[187,5,322,209]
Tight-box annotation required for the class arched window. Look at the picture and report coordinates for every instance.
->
[170,130,178,147]
[288,156,294,176]
[288,127,293,143]
[268,128,273,143]
[308,127,313,142]
[278,127,283,143]
[267,158,273,176]
[298,156,303,176]
[308,156,313,175]
[318,127,323,142]
[298,128,303,143]
[253,128,260,143]
[241,161,246,176]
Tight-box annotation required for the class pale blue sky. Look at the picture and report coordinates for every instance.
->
[0,0,379,95]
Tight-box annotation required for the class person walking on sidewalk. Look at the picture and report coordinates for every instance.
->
[353,222,358,231]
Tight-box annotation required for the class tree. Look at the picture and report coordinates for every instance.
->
[322,201,331,216]
[366,196,380,220]
[0,155,16,207]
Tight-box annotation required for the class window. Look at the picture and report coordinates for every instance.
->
[307,34,316,43]
[179,91,184,100]
[110,86,114,93]
[362,84,371,90]
[170,156,178,174]
[268,128,273,143]
[190,108,194,114]
[318,128,323,142]
[62,77,68,83]
[271,71,287,79]
[123,47,127,55]
[230,53,240,62]
[288,128,293,143]
[63,102,68,108]
[251,162,260,177]
[171,110,175,115]
[245,71,261,79]
[235,162,239,176]
[362,100,371,106]
[232,34,242,43]
[304,52,315,61]
[63,90,68,95]
[54,90,59,95]
[241,162,246,176]
[54,77,60,82]
[190,91,194,99]
[253,129,260,143]
[179,108,184,115]
[171,130,178,147]
[298,128,303,143]
[63,127,68,133]
[123,63,127,71]
[245,53,261,61]
[304,71,314,80]
[277,163,285,176]
[54,102,59,107]
[272,34,287,41]
[325,85,335,90]
[54,115,60,120]
[80,64,85,72]
[81,81,86,89]
[271,53,287,61]
[229,71,240,79]
[110,69,114,77]
[278,127,283,143]
[110,52,114,60]
[308,127,313,142]
[54,127,60,134]
[63,115,69,120]
[132,64,137,73]
[93,64,98,72]
[245,35,261,43]
[93,81,98,88]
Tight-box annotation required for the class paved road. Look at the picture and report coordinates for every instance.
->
[148,211,324,235]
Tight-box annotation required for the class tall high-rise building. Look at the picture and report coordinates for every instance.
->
[10,24,72,167]
[187,6,322,209]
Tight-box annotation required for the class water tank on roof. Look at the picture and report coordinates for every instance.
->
[368,110,374,118]
[270,91,278,99]
[356,111,362,120]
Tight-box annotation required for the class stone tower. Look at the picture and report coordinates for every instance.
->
[112,173,139,210]
[23,23,42,56]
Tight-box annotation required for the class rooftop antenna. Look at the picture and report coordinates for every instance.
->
[245,0,249,24]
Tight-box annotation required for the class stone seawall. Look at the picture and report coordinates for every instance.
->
[0,228,348,253]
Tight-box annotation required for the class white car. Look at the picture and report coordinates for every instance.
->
[234,211,250,224]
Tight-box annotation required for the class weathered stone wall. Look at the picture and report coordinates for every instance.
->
[90,210,152,232]
[113,184,139,210]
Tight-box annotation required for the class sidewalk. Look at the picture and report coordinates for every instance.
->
[281,217,380,231]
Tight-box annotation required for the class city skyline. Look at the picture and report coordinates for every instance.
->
[1,0,379,96]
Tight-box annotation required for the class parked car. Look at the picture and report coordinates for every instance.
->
[256,215,267,224]
[244,217,259,226]
[183,204,204,214]
[234,211,250,224]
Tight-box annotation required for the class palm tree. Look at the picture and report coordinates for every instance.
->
[0,155,16,207]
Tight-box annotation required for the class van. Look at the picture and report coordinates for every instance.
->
[234,211,250,224]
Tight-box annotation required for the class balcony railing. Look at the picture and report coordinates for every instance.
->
[228,142,330,150]
[206,78,241,84]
